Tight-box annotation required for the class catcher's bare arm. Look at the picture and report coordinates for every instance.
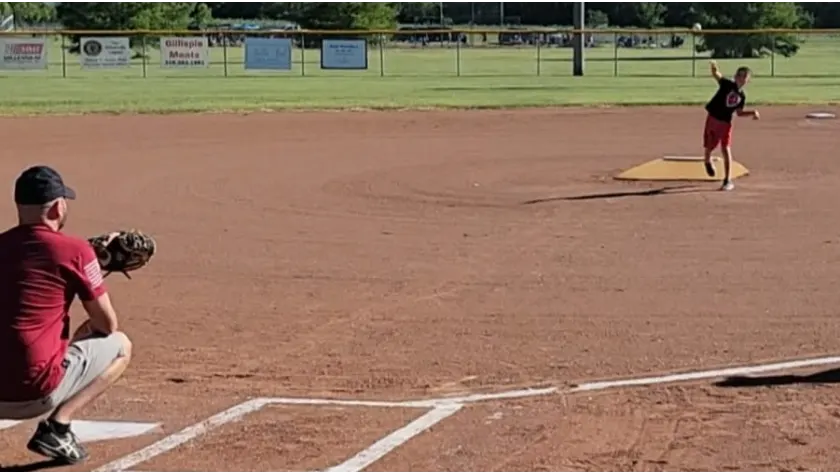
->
[69,236,121,337]
[81,293,120,335]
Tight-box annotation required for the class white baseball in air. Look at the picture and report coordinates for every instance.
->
[692,23,702,32]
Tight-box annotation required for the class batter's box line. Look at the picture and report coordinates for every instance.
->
[94,398,462,473]
[96,354,840,472]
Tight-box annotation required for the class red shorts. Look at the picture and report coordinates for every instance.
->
[703,115,733,150]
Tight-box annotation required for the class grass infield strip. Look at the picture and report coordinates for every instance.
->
[2,76,840,115]
[2,40,840,115]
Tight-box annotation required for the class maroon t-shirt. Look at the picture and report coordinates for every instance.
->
[0,224,107,402]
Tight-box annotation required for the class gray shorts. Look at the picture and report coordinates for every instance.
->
[0,333,126,420]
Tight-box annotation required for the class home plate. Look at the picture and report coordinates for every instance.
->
[72,420,162,442]
[805,112,836,119]
[0,419,161,442]
[0,420,20,429]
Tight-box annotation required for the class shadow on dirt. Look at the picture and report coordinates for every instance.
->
[0,459,66,472]
[522,184,706,204]
[714,368,840,388]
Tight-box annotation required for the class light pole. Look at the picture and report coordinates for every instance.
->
[500,2,504,27]
[573,1,584,76]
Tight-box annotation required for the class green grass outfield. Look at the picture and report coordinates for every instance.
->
[2,36,840,115]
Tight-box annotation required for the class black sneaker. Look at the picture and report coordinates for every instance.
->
[26,420,89,464]
[704,161,716,177]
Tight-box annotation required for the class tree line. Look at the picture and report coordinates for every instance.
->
[2,2,836,58]
[201,2,837,29]
[3,2,837,29]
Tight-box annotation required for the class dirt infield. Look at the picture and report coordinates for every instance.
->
[0,105,839,471]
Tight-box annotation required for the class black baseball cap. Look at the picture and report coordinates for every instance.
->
[14,165,76,205]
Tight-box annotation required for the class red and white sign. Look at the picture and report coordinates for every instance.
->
[160,37,209,68]
[0,37,47,70]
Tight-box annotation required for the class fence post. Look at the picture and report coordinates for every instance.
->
[691,33,696,77]
[141,35,147,78]
[613,32,618,77]
[222,33,229,77]
[455,34,461,77]
[536,37,541,76]
[61,33,67,78]
[300,33,306,77]
[379,34,385,77]
[770,41,776,77]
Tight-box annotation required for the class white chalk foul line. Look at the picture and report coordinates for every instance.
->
[324,404,463,473]
[257,391,537,410]
[261,388,559,410]
[263,355,840,409]
[570,355,840,392]
[413,386,558,406]
[94,398,270,472]
[264,397,425,409]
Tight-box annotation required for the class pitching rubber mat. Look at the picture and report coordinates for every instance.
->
[805,112,837,120]
[615,156,750,182]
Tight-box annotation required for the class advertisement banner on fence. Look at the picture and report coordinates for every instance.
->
[321,39,367,70]
[80,37,131,69]
[244,37,293,71]
[160,37,209,68]
[0,37,47,70]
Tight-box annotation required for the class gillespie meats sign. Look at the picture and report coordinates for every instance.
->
[160,37,209,68]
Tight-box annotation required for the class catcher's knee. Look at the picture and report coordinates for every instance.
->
[111,331,133,360]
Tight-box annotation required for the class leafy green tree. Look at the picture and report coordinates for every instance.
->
[662,2,700,27]
[505,3,565,26]
[0,2,57,27]
[205,2,266,20]
[694,2,810,58]
[436,1,472,24]
[254,2,301,21]
[57,2,211,30]
[56,3,212,51]
[586,9,609,28]
[204,2,306,22]
[284,2,397,30]
[635,3,666,29]
[396,2,439,24]
[798,2,840,28]
[588,4,632,27]
[189,3,212,28]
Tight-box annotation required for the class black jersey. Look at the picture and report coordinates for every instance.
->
[705,78,745,123]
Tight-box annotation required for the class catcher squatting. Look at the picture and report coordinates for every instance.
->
[0,166,156,465]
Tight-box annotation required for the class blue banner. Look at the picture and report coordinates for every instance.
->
[244,37,292,71]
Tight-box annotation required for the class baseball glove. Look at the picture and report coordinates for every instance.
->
[88,230,157,279]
